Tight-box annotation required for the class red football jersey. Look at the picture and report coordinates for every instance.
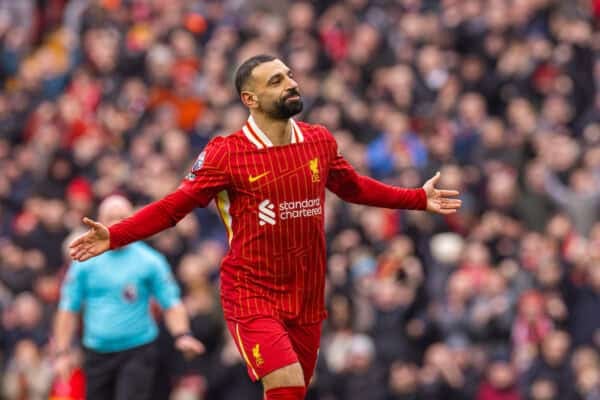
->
[177,117,426,323]
[109,117,426,324]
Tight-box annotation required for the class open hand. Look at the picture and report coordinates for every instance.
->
[175,334,205,359]
[69,217,110,261]
[52,353,73,380]
[423,172,462,215]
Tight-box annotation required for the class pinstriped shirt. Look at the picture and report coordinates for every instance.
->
[178,117,426,324]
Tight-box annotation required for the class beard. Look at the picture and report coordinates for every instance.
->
[264,89,304,120]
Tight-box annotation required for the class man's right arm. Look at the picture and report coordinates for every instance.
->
[109,189,198,249]
[70,137,231,259]
[70,189,205,260]
[111,137,231,248]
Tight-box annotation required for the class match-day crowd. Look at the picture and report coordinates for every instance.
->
[1,0,600,399]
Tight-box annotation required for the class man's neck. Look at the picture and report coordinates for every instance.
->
[250,113,293,146]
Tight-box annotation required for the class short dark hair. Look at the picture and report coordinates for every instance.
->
[234,54,277,96]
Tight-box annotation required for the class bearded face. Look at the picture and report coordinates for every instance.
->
[241,59,305,120]
[261,87,303,120]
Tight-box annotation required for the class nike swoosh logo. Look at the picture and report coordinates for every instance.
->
[249,171,270,183]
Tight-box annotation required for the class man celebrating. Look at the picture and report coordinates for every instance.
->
[70,55,461,400]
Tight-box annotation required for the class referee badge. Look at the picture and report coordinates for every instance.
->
[123,284,138,302]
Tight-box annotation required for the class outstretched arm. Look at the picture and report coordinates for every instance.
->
[69,189,197,261]
[326,146,461,214]
[327,164,429,209]
[108,189,198,248]
[70,137,230,261]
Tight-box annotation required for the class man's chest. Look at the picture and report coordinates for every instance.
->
[229,144,329,199]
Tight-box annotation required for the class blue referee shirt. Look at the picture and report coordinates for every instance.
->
[59,242,181,353]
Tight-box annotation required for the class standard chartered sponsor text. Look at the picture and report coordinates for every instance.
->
[279,198,322,220]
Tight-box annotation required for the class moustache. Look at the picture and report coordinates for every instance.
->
[283,89,301,100]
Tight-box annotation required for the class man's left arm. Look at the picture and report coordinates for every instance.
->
[151,256,204,357]
[326,139,461,214]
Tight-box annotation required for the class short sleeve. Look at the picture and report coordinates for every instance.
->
[178,136,230,207]
[58,262,86,312]
[149,255,181,309]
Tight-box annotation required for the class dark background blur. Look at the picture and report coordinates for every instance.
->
[1,0,600,399]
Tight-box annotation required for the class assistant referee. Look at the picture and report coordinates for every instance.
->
[52,195,204,400]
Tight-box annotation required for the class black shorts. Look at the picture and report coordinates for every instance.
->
[84,341,159,400]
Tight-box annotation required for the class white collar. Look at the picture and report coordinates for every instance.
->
[242,116,304,149]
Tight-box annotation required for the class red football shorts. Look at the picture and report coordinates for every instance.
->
[226,316,322,385]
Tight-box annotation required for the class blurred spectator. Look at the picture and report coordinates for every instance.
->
[2,292,48,352]
[543,164,600,236]
[476,357,521,400]
[419,342,471,400]
[386,360,422,400]
[524,330,574,398]
[2,339,53,400]
[569,262,600,347]
[335,334,386,400]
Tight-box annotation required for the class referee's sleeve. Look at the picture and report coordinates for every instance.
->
[58,262,85,312]
[151,256,181,310]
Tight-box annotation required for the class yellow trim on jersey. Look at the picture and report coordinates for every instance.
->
[216,190,233,244]
[236,323,260,380]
